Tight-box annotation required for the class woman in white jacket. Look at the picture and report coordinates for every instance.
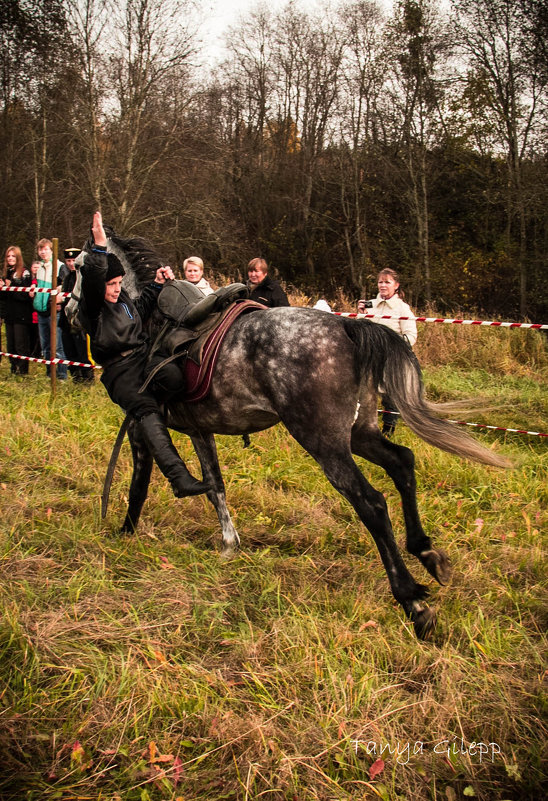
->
[358,268,418,437]
[183,256,214,295]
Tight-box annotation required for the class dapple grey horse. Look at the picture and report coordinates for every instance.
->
[68,231,508,638]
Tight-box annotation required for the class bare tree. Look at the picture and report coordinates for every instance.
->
[101,0,195,231]
[384,0,454,302]
[64,0,110,210]
[453,0,548,317]
[0,0,68,243]
[336,0,387,290]
[272,2,343,275]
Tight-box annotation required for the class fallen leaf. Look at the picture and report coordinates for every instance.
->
[369,758,385,779]
[159,556,175,569]
[151,650,168,664]
[154,753,174,763]
[172,755,183,786]
[71,741,85,764]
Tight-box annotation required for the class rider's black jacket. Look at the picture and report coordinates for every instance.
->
[79,249,162,366]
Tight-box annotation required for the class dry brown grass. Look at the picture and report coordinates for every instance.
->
[0,323,546,800]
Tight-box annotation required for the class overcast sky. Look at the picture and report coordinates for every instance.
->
[198,0,399,62]
[199,0,317,60]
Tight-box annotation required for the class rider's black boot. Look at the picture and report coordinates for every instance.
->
[139,412,208,497]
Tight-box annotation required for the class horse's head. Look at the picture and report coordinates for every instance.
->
[65,224,161,329]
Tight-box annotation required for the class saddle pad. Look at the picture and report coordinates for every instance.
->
[184,300,265,402]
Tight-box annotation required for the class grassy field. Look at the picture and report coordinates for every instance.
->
[0,324,546,800]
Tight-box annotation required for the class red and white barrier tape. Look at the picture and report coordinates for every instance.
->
[2,287,547,327]
[337,311,548,329]
[0,285,71,298]
[450,419,547,438]
[0,351,98,369]
[0,360,543,437]
[377,409,547,438]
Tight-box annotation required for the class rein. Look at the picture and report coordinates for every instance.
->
[101,415,130,518]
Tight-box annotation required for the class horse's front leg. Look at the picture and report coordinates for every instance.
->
[121,418,153,533]
[190,432,240,555]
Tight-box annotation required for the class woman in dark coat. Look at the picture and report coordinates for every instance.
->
[247,258,290,308]
[2,246,33,375]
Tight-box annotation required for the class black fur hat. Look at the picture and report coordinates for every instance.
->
[63,247,81,260]
[105,252,125,281]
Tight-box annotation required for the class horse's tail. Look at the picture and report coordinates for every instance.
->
[342,318,510,468]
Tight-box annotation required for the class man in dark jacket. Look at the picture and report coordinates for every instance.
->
[247,258,290,308]
[59,247,94,383]
[78,211,208,499]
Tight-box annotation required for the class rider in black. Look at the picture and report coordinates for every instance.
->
[78,211,208,499]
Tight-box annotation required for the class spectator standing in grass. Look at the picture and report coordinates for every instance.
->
[247,258,290,308]
[59,247,93,384]
[183,256,214,296]
[2,246,33,375]
[29,260,41,357]
[358,268,417,437]
[32,238,68,379]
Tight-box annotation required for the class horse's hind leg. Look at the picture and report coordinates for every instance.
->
[295,435,436,638]
[351,425,451,586]
[121,418,153,533]
[190,432,240,555]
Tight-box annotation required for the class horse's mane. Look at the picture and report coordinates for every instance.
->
[79,225,163,301]
[109,231,162,282]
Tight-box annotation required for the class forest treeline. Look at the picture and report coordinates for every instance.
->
[1,0,547,318]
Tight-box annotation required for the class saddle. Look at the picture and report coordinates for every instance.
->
[184,299,265,402]
[142,298,265,402]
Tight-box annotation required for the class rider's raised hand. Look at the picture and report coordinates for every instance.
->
[91,211,107,247]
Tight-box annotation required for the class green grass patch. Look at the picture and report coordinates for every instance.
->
[0,328,546,800]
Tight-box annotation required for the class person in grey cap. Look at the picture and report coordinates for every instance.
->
[59,247,94,383]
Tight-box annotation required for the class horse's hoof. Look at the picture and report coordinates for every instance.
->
[420,549,452,586]
[220,545,239,560]
[412,607,437,640]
